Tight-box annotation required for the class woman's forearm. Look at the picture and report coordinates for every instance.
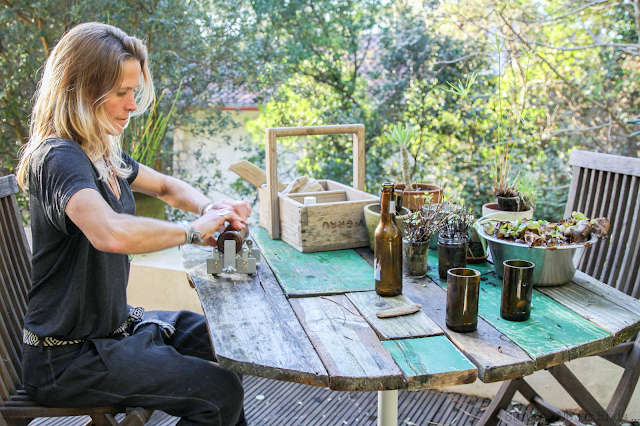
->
[155,174,211,214]
[66,188,244,254]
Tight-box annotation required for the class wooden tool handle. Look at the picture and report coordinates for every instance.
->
[229,160,287,191]
[265,124,366,239]
[376,303,422,318]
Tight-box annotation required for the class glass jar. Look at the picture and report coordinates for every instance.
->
[402,238,430,278]
[437,234,468,280]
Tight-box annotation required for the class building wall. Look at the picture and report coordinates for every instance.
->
[173,109,260,203]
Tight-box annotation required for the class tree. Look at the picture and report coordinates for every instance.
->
[0,0,266,177]
[437,0,640,216]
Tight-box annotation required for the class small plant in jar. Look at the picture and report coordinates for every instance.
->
[437,206,474,279]
[402,197,455,277]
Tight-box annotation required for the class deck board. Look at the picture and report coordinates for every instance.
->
[26,375,580,426]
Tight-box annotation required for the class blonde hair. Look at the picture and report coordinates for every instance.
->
[16,22,155,189]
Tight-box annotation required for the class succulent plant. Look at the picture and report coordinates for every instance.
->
[384,123,416,191]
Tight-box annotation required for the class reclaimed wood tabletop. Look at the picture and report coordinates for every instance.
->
[180,226,640,396]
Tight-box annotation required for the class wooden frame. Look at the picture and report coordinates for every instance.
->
[565,150,640,298]
[480,150,640,426]
[260,124,377,252]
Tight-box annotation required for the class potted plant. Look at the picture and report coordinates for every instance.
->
[402,199,455,277]
[516,175,540,212]
[437,206,474,279]
[363,202,412,252]
[123,86,181,219]
[383,124,442,211]
[447,36,535,219]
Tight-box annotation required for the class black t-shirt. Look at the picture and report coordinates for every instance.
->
[25,138,139,340]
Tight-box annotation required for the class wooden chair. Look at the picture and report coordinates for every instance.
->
[0,174,152,426]
[478,150,640,426]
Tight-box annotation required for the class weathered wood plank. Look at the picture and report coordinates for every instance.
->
[425,251,614,370]
[272,123,364,137]
[569,149,640,178]
[537,282,640,344]
[345,291,442,340]
[285,190,347,204]
[602,174,634,289]
[564,166,584,219]
[251,227,373,297]
[0,176,19,199]
[572,271,640,316]
[403,277,536,383]
[382,336,477,390]
[354,247,535,383]
[289,295,406,391]
[590,171,617,281]
[353,126,365,191]
[181,244,329,387]
[617,176,640,296]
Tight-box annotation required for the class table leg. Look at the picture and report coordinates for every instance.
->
[377,390,398,426]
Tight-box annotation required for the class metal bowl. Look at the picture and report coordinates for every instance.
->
[478,227,597,287]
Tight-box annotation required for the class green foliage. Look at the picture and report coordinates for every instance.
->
[124,85,181,169]
[5,0,639,228]
[516,175,541,210]
[383,123,416,190]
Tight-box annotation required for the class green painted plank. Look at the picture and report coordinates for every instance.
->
[251,227,373,297]
[382,335,477,390]
[425,250,614,369]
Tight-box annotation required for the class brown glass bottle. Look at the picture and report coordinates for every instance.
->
[374,183,403,296]
[217,225,249,253]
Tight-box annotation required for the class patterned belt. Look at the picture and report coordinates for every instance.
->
[23,307,145,348]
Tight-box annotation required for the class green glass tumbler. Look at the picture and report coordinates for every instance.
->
[500,259,535,321]
[446,268,481,333]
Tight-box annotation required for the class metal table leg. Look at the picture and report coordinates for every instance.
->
[378,390,398,426]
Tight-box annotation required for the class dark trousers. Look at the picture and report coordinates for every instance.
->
[22,310,246,426]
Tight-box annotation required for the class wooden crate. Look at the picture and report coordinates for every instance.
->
[258,180,378,252]
[259,124,379,253]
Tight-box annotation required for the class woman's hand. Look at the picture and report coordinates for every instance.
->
[208,200,252,223]
[189,206,249,247]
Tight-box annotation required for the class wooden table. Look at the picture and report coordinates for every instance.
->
[181,227,640,426]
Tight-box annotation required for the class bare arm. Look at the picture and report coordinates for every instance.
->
[65,188,243,254]
[131,164,251,221]
[64,165,251,254]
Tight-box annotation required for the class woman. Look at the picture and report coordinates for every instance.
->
[16,22,249,426]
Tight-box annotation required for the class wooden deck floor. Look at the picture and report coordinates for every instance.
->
[28,375,586,426]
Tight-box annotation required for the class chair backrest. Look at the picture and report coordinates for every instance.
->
[0,174,32,401]
[565,150,640,298]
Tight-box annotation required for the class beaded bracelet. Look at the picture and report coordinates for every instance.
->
[177,221,204,244]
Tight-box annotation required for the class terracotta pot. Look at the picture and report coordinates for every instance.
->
[481,203,533,221]
[394,183,443,211]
